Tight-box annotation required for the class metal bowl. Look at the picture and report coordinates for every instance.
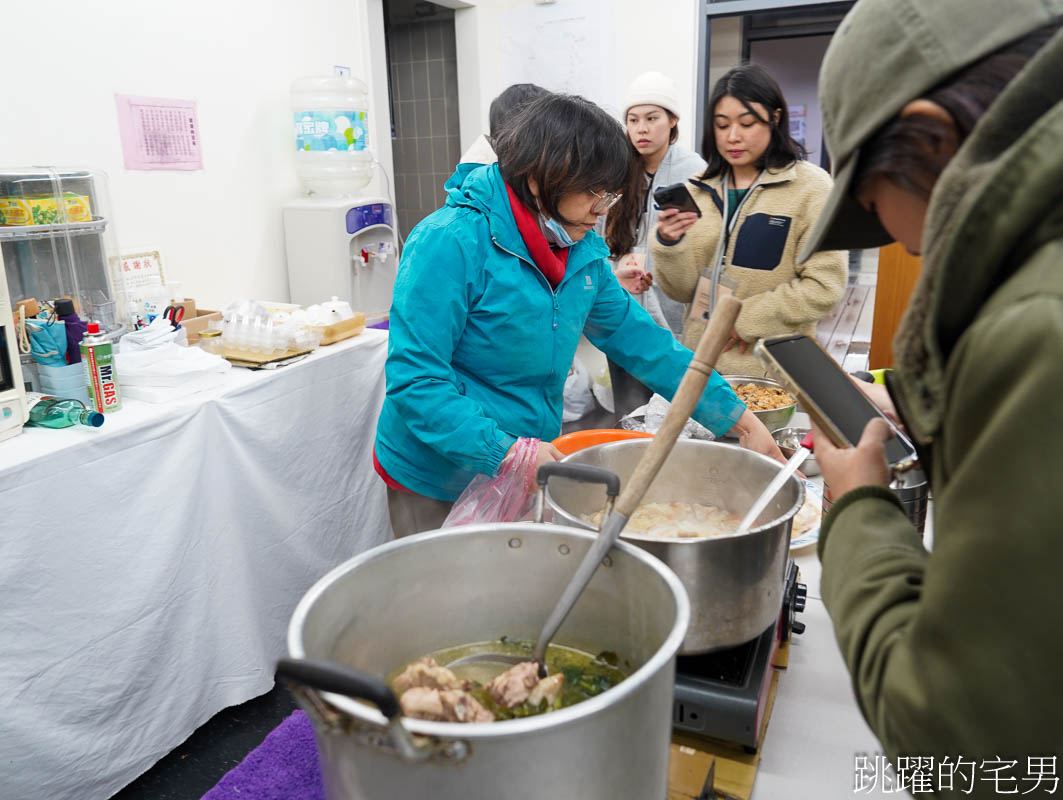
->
[772,426,820,476]
[724,374,796,433]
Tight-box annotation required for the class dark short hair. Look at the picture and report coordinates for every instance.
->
[700,63,805,180]
[495,93,632,224]
[854,20,1060,200]
[488,83,549,141]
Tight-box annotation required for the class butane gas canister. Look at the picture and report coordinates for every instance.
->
[80,322,122,413]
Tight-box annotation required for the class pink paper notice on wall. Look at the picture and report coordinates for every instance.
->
[115,94,203,170]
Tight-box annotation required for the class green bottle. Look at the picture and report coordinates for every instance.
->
[25,392,105,429]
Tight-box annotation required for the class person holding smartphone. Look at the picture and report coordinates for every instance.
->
[603,71,706,334]
[799,0,1063,771]
[650,64,847,377]
[375,93,782,536]
[596,72,707,417]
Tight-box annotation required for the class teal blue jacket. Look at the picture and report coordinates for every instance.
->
[375,163,745,501]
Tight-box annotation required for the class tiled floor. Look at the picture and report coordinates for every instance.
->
[109,251,879,799]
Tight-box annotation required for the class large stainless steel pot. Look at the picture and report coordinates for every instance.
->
[546,439,802,654]
[286,523,690,800]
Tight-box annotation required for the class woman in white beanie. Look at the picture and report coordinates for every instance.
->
[605,71,706,332]
[601,71,707,415]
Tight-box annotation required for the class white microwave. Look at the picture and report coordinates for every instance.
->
[0,259,27,441]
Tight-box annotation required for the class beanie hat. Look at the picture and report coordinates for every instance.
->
[624,71,681,118]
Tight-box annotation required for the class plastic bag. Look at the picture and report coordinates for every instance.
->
[562,357,596,422]
[618,393,716,441]
[442,437,541,526]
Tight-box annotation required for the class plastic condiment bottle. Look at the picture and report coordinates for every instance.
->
[53,298,88,365]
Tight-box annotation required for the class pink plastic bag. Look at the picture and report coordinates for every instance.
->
[442,437,541,526]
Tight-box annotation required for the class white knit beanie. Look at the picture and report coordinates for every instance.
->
[623,71,681,118]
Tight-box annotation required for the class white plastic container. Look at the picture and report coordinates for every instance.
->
[292,76,374,196]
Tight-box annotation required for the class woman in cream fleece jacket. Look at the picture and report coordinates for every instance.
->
[651,65,847,376]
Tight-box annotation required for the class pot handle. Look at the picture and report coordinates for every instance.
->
[536,462,621,496]
[276,658,471,764]
[276,657,400,719]
[534,462,621,524]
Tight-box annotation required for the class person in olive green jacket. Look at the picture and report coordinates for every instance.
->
[651,64,847,377]
[800,0,1063,792]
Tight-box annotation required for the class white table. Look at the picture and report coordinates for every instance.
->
[0,330,392,800]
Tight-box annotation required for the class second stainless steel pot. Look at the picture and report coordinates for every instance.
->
[546,439,803,654]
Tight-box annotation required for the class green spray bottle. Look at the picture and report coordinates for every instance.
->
[80,322,122,413]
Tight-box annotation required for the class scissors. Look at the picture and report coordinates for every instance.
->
[162,305,185,329]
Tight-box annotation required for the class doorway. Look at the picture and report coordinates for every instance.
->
[383,0,461,238]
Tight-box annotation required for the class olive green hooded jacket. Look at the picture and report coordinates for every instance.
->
[819,26,1063,785]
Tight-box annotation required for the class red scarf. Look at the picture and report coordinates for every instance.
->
[505,182,569,287]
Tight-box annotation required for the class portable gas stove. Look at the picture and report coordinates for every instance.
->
[672,560,806,751]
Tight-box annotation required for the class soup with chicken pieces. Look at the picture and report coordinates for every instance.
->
[389,640,626,723]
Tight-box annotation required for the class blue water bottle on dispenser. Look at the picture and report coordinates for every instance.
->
[283,75,398,320]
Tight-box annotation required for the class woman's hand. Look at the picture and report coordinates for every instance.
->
[812,418,892,498]
[616,265,653,294]
[850,376,902,427]
[505,439,563,471]
[726,409,786,464]
[656,208,699,243]
[721,327,749,355]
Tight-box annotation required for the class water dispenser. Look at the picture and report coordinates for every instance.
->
[283,75,397,315]
[283,196,398,315]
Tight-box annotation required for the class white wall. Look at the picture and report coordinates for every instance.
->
[454,0,703,152]
[0,0,393,309]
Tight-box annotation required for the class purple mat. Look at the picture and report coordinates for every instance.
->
[201,710,324,800]
[367,319,389,330]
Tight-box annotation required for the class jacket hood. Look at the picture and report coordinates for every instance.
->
[442,161,481,195]
[892,28,1063,443]
[657,143,706,183]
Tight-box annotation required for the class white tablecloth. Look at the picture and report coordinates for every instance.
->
[0,330,392,800]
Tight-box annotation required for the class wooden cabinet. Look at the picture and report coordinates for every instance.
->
[870,243,922,369]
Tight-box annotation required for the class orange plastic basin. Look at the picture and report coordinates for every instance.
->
[551,428,654,456]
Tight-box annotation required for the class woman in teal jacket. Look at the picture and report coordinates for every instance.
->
[375,94,780,536]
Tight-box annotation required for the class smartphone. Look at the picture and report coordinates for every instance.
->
[754,334,919,473]
[652,182,702,217]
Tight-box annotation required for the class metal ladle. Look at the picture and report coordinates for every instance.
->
[448,296,743,679]
[733,430,814,536]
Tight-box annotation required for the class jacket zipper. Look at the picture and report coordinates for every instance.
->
[491,236,564,432]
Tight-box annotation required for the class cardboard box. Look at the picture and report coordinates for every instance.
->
[313,312,366,346]
[668,745,715,800]
[179,307,222,344]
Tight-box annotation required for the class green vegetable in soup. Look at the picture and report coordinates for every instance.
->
[394,639,628,721]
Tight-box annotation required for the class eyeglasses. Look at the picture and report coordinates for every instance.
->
[590,189,622,215]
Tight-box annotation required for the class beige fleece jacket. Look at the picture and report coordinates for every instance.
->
[650,160,847,376]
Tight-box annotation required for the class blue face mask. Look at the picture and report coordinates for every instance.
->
[538,212,577,249]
